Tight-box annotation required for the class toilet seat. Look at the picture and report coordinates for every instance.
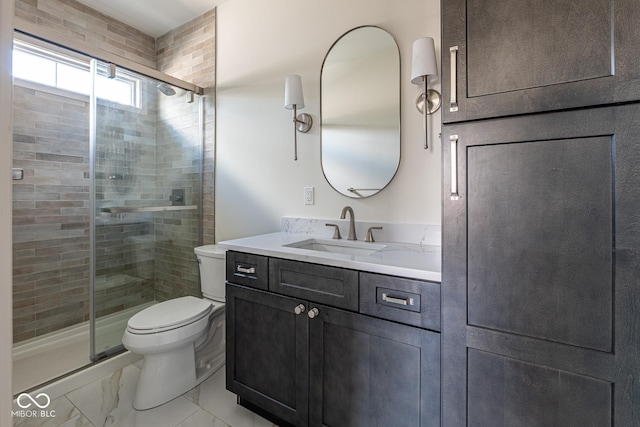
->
[127,296,213,335]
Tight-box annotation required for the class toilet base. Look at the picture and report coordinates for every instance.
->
[132,313,225,411]
[133,345,197,410]
[133,349,224,411]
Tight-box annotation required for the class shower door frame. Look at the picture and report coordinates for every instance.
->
[14,20,202,97]
[2,0,15,419]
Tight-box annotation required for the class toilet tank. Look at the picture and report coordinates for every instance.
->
[194,245,226,302]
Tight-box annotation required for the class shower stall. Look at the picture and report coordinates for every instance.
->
[11,33,206,393]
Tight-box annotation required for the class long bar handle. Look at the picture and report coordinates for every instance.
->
[382,293,415,306]
[450,46,459,112]
[450,135,459,200]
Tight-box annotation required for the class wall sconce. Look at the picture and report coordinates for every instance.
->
[411,37,441,149]
[284,74,313,160]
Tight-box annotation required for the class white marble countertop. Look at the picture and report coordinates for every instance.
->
[218,232,441,282]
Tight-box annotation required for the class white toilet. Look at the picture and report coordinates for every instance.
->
[122,245,226,410]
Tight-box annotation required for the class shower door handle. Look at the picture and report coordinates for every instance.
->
[12,168,24,180]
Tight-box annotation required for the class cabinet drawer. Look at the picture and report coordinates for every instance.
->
[269,258,358,311]
[359,272,440,331]
[226,251,268,290]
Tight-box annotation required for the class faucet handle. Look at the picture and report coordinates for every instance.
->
[325,223,342,239]
[365,226,383,243]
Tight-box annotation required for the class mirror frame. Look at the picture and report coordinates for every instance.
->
[320,25,401,198]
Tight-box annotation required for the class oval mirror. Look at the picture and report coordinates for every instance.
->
[321,26,400,198]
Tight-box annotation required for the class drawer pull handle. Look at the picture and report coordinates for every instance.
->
[308,307,320,319]
[382,293,415,306]
[294,304,306,315]
[236,265,256,274]
[450,46,459,112]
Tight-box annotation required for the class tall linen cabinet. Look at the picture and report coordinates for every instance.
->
[441,0,640,425]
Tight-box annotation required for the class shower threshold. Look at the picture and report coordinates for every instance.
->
[12,302,154,394]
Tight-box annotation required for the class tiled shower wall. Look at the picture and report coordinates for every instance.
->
[12,0,159,344]
[15,0,156,68]
[11,87,160,341]
[155,10,216,301]
[93,87,160,318]
[12,86,91,343]
[12,0,217,341]
[152,95,203,301]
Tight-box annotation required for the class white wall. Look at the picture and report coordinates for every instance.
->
[0,0,13,421]
[215,0,441,241]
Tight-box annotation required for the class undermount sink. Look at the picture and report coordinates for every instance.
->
[284,238,386,256]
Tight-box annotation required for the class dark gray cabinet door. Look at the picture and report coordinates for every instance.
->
[308,304,440,427]
[442,104,640,426]
[226,283,309,426]
[442,0,640,123]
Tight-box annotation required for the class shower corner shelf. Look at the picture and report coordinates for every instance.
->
[101,205,198,214]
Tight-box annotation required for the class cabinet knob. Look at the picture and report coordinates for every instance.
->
[308,307,320,319]
[294,304,306,315]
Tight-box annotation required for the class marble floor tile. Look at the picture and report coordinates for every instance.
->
[14,362,275,427]
[176,409,230,427]
[12,395,94,427]
[65,364,141,427]
[65,363,203,427]
[187,369,276,427]
[115,396,200,427]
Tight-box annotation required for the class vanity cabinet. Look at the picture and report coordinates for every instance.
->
[225,283,309,425]
[308,304,439,427]
[441,0,640,123]
[226,252,441,427]
[441,105,640,426]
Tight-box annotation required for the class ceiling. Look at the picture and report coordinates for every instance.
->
[75,0,228,38]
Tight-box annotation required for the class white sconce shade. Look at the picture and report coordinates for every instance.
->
[284,74,312,161]
[284,74,305,109]
[411,37,438,84]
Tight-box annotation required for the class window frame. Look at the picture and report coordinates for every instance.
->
[12,36,142,108]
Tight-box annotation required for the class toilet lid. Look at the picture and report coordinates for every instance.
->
[127,296,213,333]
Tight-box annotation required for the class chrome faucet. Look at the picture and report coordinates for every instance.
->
[340,206,357,240]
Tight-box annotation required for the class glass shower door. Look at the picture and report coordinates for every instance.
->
[11,35,204,394]
[11,37,93,393]
[91,60,203,359]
